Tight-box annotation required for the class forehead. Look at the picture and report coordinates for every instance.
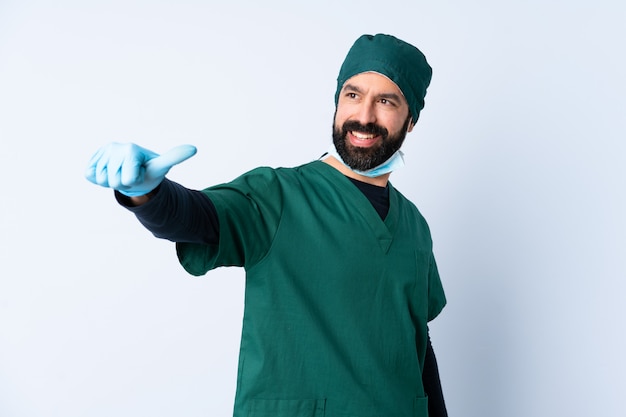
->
[341,71,406,99]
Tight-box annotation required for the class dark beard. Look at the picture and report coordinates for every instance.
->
[332,117,410,171]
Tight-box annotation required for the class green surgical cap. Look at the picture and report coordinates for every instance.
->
[335,34,432,123]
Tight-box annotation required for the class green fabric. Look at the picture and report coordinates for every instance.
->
[177,161,446,417]
[335,34,432,123]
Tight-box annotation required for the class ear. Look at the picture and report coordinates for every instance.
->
[406,115,416,133]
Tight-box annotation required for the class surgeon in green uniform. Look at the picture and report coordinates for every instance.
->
[86,34,448,417]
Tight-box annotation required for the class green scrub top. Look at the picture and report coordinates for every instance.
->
[177,161,446,417]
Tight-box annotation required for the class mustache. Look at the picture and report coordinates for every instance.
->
[341,120,388,138]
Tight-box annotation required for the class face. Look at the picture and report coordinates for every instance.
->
[333,72,414,171]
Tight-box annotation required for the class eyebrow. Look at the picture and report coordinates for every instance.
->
[342,83,404,103]
[342,83,365,94]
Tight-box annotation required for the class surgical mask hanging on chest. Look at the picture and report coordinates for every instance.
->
[326,145,405,178]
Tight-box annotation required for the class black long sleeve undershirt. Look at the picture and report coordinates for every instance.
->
[116,179,219,245]
[117,178,447,416]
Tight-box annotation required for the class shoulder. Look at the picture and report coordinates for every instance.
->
[203,161,327,202]
[389,184,434,239]
[232,161,322,181]
[232,161,332,187]
[390,184,424,217]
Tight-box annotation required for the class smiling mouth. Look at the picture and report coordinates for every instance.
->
[352,131,377,139]
[348,131,381,146]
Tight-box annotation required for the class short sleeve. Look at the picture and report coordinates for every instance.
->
[427,254,447,321]
[176,167,283,276]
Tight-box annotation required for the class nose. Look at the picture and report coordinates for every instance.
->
[354,102,377,125]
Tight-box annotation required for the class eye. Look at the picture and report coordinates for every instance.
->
[379,98,397,107]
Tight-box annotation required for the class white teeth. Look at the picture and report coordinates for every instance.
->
[352,132,376,139]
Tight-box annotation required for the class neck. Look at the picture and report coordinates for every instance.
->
[322,155,391,187]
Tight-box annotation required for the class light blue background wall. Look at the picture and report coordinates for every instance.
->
[1,1,624,416]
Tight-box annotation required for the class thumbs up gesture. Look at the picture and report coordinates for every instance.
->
[85,142,197,197]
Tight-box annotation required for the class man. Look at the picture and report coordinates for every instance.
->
[86,34,448,417]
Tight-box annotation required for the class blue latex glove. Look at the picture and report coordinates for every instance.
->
[85,142,197,197]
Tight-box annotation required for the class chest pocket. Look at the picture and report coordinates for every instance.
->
[247,398,326,417]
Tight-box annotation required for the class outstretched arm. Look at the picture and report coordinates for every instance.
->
[86,142,218,243]
[116,179,219,245]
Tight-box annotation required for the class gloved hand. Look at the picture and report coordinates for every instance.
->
[85,142,197,197]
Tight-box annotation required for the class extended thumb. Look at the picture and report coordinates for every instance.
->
[147,144,198,174]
